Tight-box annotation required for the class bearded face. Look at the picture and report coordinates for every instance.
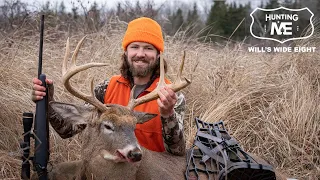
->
[126,42,159,78]
[128,56,159,77]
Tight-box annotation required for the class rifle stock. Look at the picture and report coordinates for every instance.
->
[34,74,49,179]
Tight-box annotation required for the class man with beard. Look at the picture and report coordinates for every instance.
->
[31,17,186,156]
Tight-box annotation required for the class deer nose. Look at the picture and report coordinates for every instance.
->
[127,149,142,162]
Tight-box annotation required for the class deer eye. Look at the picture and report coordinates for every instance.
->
[101,122,114,133]
[104,124,112,130]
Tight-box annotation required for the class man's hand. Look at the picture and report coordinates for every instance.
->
[31,78,53,102]
[157,86,177,118]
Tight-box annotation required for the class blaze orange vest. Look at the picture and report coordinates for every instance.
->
[104,75,171,152]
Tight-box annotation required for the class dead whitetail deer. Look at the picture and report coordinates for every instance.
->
[41,37,287,180]
[41,36,189,180]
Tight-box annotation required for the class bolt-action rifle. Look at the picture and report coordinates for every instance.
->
[20,14,49,180]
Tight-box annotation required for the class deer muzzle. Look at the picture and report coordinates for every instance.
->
[127,149,142,162]
[116,145,142,163]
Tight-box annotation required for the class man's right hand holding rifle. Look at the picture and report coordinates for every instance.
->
[31,78,53,102]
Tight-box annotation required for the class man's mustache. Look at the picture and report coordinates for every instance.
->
[132,57,149,63]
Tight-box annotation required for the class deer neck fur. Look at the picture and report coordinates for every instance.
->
[83,154,140,180]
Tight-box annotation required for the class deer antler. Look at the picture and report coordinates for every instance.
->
[127,51,191,110]
[62,36,109,112]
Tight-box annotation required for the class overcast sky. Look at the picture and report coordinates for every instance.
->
[11,0,266,12]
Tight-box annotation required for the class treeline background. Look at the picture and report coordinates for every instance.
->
[1,0,320,43]
[0,0,320,179]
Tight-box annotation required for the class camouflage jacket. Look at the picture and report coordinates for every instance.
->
[94,79,186,156]
[48,79,186,156]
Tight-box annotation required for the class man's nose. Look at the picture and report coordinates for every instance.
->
[136,48,146,57]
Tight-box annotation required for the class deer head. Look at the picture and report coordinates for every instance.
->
[49,36,191,164]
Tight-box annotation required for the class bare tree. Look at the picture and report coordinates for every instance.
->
[0,0,29,30]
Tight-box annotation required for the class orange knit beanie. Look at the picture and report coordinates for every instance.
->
[122,17,164,52]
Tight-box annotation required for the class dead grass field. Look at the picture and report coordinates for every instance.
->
[0,20,319,179]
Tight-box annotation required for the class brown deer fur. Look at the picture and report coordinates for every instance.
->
[39,102,286,180]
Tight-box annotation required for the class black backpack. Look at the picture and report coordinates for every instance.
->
[185,118,276,180]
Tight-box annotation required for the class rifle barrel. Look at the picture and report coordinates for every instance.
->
[38,14,44,77]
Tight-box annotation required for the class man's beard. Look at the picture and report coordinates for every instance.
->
[128,57,158,77]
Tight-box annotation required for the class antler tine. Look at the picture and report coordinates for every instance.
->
[127,52,191,110]
[157,52,166,90]
[175,50,185,84]
[170,50,191,92]
[62,36,109,112]
[71,36,86,67]
[62,37,70,76]
[127,85,136,110]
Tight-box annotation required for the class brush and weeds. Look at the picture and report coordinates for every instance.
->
[0,18,319,179]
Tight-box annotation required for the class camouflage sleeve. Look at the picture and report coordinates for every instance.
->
[48,106,87,139]
[46,84,86,138]
[47,80,109,138]
[93,79,109,103]
[161,92,186,156]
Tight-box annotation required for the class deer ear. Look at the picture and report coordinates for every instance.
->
[49,102,95,139]
[133,111,157,124]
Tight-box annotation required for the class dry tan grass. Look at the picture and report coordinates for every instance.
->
[0,20,319,179]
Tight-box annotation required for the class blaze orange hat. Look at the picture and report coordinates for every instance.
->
[122,17,164,52]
